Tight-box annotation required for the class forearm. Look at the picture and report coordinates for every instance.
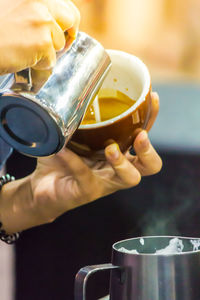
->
[0,176,40,233]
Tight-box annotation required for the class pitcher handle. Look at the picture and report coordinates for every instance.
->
[13,68,32,91]
[74,263,120,300]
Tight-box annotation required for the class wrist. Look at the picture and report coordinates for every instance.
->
[0,175,36,233]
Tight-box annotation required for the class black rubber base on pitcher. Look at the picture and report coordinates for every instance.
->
[0,94,64,157]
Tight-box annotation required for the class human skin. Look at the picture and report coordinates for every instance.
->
[0,0,80,74]
[0,93,162,234]
[0,0,162,235]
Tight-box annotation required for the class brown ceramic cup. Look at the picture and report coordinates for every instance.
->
[68,50,152,158]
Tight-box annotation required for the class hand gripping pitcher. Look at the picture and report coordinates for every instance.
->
[0,32,111,157]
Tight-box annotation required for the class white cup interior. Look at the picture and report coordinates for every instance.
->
[80,49,151,129]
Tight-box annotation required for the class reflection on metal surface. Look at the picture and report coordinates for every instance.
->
[75,236,200,300]
[0,32,111,157]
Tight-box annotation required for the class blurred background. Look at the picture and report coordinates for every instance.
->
[4,1,200,300]
[74,0,200,82]
[72,0,200,154]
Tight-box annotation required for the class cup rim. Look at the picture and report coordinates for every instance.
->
[79,49,151,129]
[112,235,200,256]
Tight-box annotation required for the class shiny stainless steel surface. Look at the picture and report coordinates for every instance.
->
[75,236,200,300]
[0,32,111,157]
[75,264,117,300]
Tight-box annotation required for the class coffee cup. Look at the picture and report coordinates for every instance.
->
[75,236,200,300]
[69,50,152,158]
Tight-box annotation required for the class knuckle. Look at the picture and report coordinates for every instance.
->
[125,172,141,188]
[133,172,142,186]
[41,37,53,49]
[31,34,52,54]
[114,154,126,167]
[29,2,51,23]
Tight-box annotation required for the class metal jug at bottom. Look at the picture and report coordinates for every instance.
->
[75,236,200,300]
[0,32,111,157]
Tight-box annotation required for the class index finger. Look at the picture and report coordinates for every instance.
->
[66,0,81,38]
[46,0,80,37]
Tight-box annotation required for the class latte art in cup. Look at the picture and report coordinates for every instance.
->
[69,49,152,158]
[81,89,136,124]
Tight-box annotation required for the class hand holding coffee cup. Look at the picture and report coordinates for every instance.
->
[69,50,157,158]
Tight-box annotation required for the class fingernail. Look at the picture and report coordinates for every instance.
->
[106,143,120,161]
[138,130,149,150]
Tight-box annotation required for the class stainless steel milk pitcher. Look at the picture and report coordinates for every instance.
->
[0,32,111,157]
[75,236,200,300]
